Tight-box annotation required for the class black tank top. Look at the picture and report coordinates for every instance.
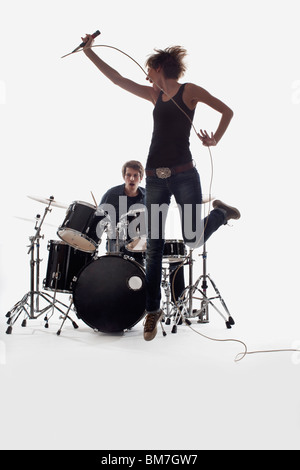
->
[146,83,195,169]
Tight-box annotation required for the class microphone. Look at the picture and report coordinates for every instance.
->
[72,30,101,53]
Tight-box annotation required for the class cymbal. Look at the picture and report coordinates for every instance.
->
[14,216,57,228]
[27,195,68,209]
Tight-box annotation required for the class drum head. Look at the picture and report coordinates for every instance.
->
[126,236,147,253]
[73,255,146,333]
[57,201,99,253]
[57,228,97,253]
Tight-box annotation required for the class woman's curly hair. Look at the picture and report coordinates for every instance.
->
[145,46,187,79]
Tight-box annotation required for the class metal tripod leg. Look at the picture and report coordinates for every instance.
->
[5,198,80,334]
[56,299,78,336]
[194,275,235,329]
[6,290,72,334]
[161,264,183,334]
[179,243,236,330]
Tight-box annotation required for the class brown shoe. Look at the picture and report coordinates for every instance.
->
[213,200,241,223]
[143,310,163,341]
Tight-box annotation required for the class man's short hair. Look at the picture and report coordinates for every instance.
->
[122,160,145,179]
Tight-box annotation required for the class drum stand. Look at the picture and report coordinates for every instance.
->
[161,265,179,331]
[176,243,235,330]
[161,263,184,334]
[6,198,78,334]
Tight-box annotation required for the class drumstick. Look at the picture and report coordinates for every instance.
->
[90,191,98,207]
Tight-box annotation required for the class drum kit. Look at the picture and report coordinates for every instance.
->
[6,194,235,335]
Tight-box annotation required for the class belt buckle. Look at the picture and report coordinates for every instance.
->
[156,167,172,179]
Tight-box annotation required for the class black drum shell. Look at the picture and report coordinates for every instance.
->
[44,240,93,293]
[73,255,146,333]
[57,201,101,253]
[163,240,187,263]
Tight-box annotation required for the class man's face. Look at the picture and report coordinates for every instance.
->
[123,167,142,193]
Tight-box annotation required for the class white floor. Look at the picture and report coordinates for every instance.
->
[1,238,300,451]
[1,189,300,451]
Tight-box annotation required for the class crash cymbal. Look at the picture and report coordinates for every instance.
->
[27,195,68,209]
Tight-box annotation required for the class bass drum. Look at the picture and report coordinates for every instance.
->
[73,255,146,333]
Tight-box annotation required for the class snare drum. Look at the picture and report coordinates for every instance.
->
[57,201,100,253]
[44,240,93,293]
[163,240,187,263]
[126,236,147,253]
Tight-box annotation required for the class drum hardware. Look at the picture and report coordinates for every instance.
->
[161,265,183,334]
[56,299,78,336]
[6,197,79,334]
[44,253,79,336]
[122,253,137,263]
[96,205,143,255]
[102,218,127,255]
[168,196,235,331]
[105,209,140,255]
[115,220,127,254]
[178,243,236,330]
[43,272,78,335]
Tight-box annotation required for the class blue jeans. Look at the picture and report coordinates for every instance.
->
[145,167,225,312]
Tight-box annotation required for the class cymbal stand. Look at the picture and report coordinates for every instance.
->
[6,198,75,334]
[179,243,235,329]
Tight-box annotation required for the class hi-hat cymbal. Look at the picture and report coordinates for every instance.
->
[27,195,68,209]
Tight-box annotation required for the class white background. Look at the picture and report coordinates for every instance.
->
[1,0,300,450]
